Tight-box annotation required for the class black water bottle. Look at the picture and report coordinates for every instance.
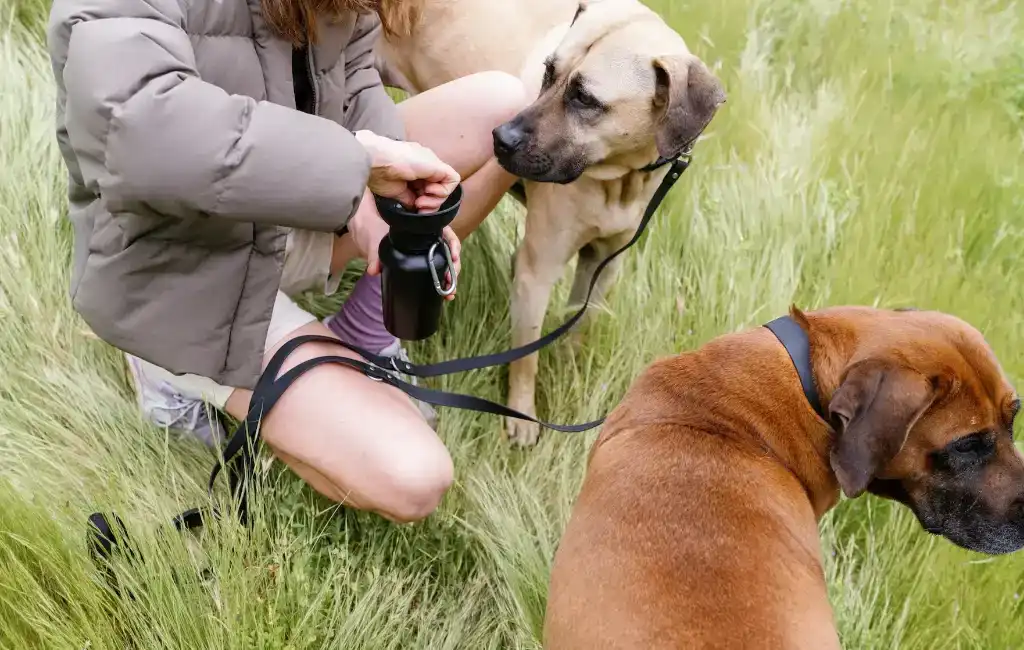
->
[375,185,463,341]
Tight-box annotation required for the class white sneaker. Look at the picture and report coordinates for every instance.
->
[376,339,439,430]
[125,354,226,447]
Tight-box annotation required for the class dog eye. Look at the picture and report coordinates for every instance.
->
[933,431,998,471]
[949,432,994,457]
[576,89,598,108]
[568,79,601,110]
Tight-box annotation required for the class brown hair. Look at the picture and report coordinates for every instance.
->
[261,0,420,45]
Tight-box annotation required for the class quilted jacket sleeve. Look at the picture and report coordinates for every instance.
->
[49,0,371,232]
[342,12,405,141]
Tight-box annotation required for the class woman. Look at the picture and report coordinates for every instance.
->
[47,0,526,522]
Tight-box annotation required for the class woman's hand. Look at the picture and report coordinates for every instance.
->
[347,131,463,298]
[354,130,460,212]
[345,189,390,275]
[439,226,461,301]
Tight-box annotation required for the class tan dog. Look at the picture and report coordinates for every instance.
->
[379,0,726,445]
[544,306,1023,649]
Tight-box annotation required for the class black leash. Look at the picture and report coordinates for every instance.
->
[344,153,692,380]
[86,151,693,582]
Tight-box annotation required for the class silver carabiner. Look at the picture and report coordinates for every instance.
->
[428,239,458,297]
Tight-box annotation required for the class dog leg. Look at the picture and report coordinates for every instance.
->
[584,230,633,306]
[566,242,602,310]
[566,231,631,329]
[563,243,605,350]
[507,189,580,446]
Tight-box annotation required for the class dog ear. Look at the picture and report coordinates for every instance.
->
[652,56,726,159]
[571,1,586,25]
[828,359,940,498]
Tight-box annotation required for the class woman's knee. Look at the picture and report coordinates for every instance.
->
[368,439,455,523]
[271,419,454,522]
[467,70,530,127]
[400,70,530,176]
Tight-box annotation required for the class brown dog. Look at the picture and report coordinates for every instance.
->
[543,305,1023,649]
[378,0,726,445]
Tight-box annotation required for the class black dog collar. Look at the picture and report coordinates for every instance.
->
[764,315,827,421]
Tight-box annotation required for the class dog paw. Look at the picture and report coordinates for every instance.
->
[506,417,541,447]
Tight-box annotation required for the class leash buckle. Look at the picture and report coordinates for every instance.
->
[678,142,694,167]
[671,143,694,178]
[364,364,391,383]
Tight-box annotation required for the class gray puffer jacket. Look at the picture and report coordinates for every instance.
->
[46,0,403,389]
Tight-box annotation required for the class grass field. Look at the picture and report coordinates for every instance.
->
[2,0,1023,648]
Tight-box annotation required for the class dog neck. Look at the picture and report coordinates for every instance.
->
[786,309,870,516]
[798,312,862,410]
[580,155,681,217]
[582,145,669,182]
[582,163,645,181]
[600,310,882,523]
[751,309,917,520]
[715,312,856,521]
[599,320,847,522]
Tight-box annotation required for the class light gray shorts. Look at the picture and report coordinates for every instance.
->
[130,228,341,409]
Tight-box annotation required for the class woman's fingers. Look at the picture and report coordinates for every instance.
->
[367,140,460,212]
[443,272,455,301]
[442,226,461,301]
[443,226,461,271]
[415,195,445,213]
[405,143,459,198]
[429,165,460,191]
[394,186,419,209]
[417,181,452,200]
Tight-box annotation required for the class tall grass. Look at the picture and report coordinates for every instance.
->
[1,0,1023,648]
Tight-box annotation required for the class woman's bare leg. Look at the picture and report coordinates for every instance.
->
[332,70,529,274]
[223,321,453,523]
[224,72,530,520]
[396,71,528,239]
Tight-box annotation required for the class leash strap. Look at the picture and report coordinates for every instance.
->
[763,315,826,420]
[338,154,692,378]
[86,153,693,576]
[193,155,693,527]
[85,339,611,578]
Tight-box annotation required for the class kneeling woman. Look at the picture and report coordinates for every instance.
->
[47,0,526,522]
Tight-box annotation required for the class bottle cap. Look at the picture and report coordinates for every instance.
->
[374,184,463,235]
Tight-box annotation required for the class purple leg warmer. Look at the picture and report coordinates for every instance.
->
[326,272,398,354]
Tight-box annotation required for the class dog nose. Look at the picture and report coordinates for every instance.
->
[493,123,525,156]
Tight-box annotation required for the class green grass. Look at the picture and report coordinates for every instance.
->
[2,0,1023,647]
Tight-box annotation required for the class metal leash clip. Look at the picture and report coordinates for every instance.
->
[428,239,458,297]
